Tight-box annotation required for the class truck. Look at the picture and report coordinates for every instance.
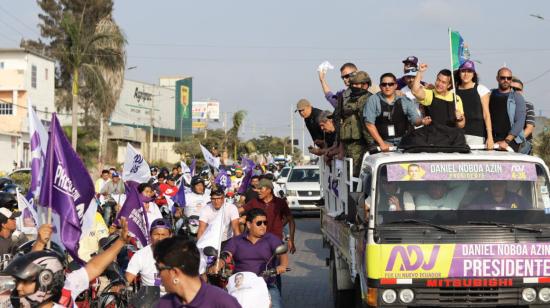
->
[320,149,550,307]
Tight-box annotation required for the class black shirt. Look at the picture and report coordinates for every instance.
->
[304,107,325,142]
[244,187,259,204]
[489,91,511,140]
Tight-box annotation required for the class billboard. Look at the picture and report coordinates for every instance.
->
[192,101,208,120]
[110,80,175,131]
[192,100,220,120]
[175,78,193,138]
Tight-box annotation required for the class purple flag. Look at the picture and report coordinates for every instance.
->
[237,157,256,194]
[38,113,94,263]
[174,173,186,207]
[117,182,149,247]
[27,99,48,200]
[189,159,196,177]
[215,167,231,190]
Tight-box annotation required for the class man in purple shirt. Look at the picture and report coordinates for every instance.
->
[222,208,289,308]
[153,238,241,308]
[319,62,357,108]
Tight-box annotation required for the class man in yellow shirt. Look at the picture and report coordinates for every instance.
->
[411,63,465,128]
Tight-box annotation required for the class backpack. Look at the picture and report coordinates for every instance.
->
[399,123,470,153]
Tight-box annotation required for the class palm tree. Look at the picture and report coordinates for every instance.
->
[226,110,247,160]
[58,10,126,149]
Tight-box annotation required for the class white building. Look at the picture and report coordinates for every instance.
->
[0,48,55,174]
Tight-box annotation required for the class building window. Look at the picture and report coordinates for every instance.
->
[45,68,48,80]
[0,102,13,115]
[31,65,37,88]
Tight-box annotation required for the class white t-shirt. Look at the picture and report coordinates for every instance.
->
[227,272,270,308]
[199,203,239,241]
[476,84,490,97]
[126,245,165,295]
[184,192,211,217]
[54,267,90,307]
[145,202,163,229]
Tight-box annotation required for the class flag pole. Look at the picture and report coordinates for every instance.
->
[214,202,226,273]
[448,28,459,112]
[46,114,56,250]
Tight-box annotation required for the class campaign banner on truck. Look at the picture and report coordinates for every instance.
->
[386,161,537,182]
[367,243,550,280]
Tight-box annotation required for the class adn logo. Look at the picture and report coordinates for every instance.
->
[385,245,440,271]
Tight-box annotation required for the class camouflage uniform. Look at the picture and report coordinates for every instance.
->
[337,71,373,177]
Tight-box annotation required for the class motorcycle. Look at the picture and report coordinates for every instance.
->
[203,246,234,289]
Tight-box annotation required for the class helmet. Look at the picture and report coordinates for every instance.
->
[0,178,13,191]
[4,251,65,306]
[2,184,19,196]
[0,192,17,210]
[190,176,205,187]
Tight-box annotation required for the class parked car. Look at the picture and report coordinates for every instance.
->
[284,165,322,211]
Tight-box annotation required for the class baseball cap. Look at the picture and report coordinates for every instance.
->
[403,67,418,77]
[258,179,274,190]
[111,172,120,177]
[459,60,476,72]
[0,207,21,220]
[150,218,172,232]
[349,71,371,85]
[295,99,311,112]
[402,56,418,66]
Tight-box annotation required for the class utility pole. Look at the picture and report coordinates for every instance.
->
[156,116,161,161]
[290,105,294,155]
[148,86,155,162]
[302,120,305,160]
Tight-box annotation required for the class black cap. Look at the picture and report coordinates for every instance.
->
[210,186,225,197]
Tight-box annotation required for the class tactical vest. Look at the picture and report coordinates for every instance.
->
[339,93,371,141]
[375,98,409,140]
[425,90,457,127]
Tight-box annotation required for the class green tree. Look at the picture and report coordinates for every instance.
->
[21,0,126,151]
[534,120,550,166]
[226,110,247,159]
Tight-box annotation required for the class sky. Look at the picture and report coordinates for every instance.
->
[2,0,550,146]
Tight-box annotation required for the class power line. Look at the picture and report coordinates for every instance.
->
[0,4,41,37]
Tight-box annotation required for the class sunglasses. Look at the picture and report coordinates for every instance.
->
[255,220,268,226]
[499,76,512,81]
[512,86,523,91]
[341,74,352,80]
[380,82,396,88]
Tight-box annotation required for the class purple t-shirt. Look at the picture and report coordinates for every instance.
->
[155,280,241,308]
[325,89,345,108]
[224,232,283,279]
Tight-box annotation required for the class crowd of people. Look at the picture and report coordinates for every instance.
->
[0,160,296,307]
[300,56,536,176]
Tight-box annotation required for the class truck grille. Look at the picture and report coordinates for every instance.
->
[414,287,520,306]
[297,190,320,197]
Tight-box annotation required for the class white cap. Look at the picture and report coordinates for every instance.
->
[0,207,21,220]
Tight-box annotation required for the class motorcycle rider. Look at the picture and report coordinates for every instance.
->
[184,176,211,217]
[99,172,124,225]
[220,208,289,308]
[125,219,173,296]
[197,187,241,247]
[2,218,131,307]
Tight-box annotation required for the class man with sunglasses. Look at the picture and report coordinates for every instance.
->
[125,218,173,295]
[489,68,527,152]
[364,73,431,152]
[319,62,357,108]
[222,208,289,308]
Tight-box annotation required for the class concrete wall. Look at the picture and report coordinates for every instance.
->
[116,141,182,164]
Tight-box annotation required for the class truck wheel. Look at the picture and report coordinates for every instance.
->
[330,248,354,308]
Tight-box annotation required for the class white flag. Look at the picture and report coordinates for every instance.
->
[80,199,98,237]
[16,190,39,234]
[28,99,48,199]
[123,143,151,183]
[200,144,220,169]
[196,205,225,251]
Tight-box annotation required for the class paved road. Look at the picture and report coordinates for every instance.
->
[282,216,333,308]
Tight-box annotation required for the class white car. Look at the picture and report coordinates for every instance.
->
[276,167,291,185]
[284,165,322,211]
